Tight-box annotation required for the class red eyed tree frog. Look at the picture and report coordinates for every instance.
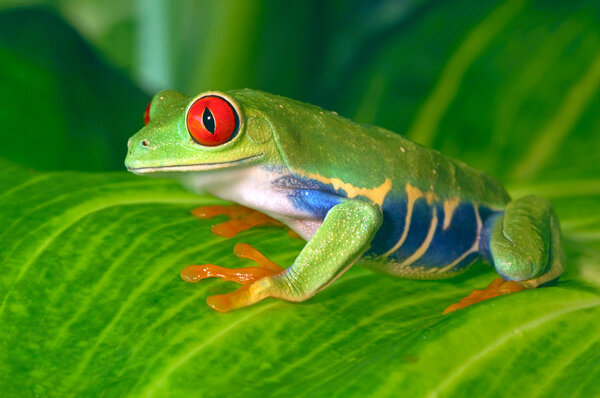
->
[125,89,564,314]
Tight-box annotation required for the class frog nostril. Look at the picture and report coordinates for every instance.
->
[141,139,149,147]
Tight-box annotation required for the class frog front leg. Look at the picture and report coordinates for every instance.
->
[190,204,284,237]
[184,200,383,312]
[191,204,302,238]
[445,195,565,313]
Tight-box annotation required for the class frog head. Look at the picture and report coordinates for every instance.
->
[125,89,281,176]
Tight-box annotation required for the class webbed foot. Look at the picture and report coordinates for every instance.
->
[181,243,285,312]
[443,277,525,315]
[191,204,301,239]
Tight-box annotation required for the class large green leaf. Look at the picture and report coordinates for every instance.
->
[333,0,600,183]
[1,161,599,397]
[0,7,149,171]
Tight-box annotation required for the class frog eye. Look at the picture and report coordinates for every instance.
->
[143,100,152,125]
[186,95,239,146]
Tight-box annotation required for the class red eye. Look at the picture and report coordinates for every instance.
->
[143,100,152,125]
[186,95,239,146]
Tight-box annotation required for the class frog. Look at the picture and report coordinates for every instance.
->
[125,89,564,314]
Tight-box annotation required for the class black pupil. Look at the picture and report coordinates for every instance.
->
[202,107,215,134]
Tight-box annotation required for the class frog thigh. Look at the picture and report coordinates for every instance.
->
[480,195,564,287]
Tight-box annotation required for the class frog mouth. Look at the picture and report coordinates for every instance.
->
[127,153,263,174]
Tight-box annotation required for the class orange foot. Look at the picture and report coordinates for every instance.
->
[191,204,301,239]
[181,243,284,312]
[443,277,525,315]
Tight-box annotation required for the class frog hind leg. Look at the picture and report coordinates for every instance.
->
[191,204,301,238]
[444,195,564,314]
[184,200,382,312]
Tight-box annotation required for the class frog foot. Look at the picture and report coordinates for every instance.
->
[192,204,302,238]
[180,243,285,312]
[443,277,525,315]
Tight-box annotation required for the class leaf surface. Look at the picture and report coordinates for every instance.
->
[0,161,599,397]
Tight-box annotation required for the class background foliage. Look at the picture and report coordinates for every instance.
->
[0,1,599,397]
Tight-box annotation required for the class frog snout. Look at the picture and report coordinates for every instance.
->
[126,136,150,149]
[124,136,157,170]
[130,137,152,148]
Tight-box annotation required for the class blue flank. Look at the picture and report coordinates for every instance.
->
[479,212,503,274]
[387,198,433,260]
[369,196,406,255]
[272,175,343,219]
[274,174,501,272]
[411,202,477,268]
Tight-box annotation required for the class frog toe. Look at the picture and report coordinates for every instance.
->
[206,282,270,312]
[182,243,287,311]
[443,277,525,314]
[180,263,276,284]
[181,243,284,285]
[191,204,284,238]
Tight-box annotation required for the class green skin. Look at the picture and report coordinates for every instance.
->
[125,89,564,311]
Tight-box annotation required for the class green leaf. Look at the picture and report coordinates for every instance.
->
[0,161,599,397]
[334,0,600,183]
[0,7,149,171]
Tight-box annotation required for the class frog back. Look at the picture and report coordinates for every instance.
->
[229,88,510,208]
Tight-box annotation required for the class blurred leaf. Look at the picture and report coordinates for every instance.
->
[15,0,598,183]
[334,0,600,183]
[0,160,599,397]
[0,7,149,171]
[36,0,431,100]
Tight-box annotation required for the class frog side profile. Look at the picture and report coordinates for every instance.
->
[125,89,564,314]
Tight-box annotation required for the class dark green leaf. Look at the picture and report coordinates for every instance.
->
[0,7,149,171]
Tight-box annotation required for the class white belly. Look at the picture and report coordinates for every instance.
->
[177,165,322,240]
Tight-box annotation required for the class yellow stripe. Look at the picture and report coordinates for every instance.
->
[298,171,392,206]
[443,197,461,230]
[407,0,526,146]
[383,183,423,257]
[394,207,439,270]
[437,204,482,273]
[512,51,600,180]
[435,248,477,274]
